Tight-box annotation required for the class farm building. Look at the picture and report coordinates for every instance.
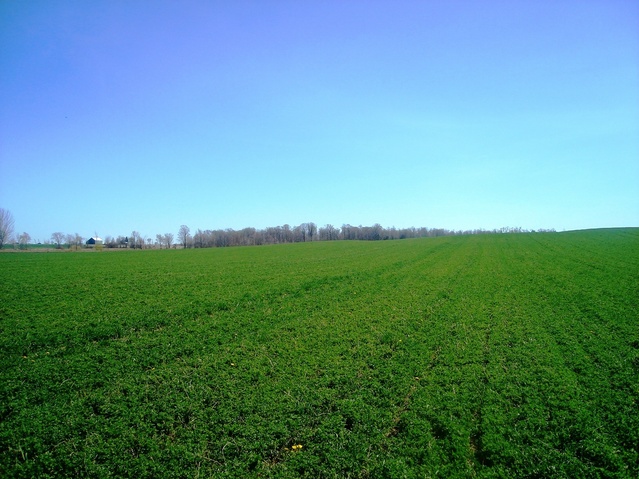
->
[85,236,103,245]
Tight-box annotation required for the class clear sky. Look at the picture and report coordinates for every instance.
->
[1,0,638,242]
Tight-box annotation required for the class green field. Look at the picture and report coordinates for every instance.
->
[1,229,638,478]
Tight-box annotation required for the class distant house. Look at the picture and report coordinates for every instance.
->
[86,236,103,246]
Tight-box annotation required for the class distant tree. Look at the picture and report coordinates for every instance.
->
[254,229,264,246]
[240,227,256,246]
[341,224,356,240]
[18,232,31,250]
[281,224,292,243]
[202,230,215,247]
[213,230,229,247]
[320,224,338,241]
[297,222,316,242]
[130,231,142,249]
[76,233,83,248]
[155,234,164,249]
[178,225,190,249]
[164,233,174,249]
[293,224,305,242]
[264,226,279,244]
[67,233,83,250]
[385,227,399,240]
[51,232,65,249]
[104,236,116,248]
[0,208,15,249]
[370,223,382,241]
[194,228,205,248]
[307,222,317,241]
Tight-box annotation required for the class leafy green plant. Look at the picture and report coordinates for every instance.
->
[1,229,637,477]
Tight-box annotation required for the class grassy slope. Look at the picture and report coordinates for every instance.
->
[0,229,638,478]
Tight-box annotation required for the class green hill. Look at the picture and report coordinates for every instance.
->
[1,229,638,478]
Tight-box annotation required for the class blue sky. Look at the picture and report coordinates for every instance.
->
[1,0,638,242]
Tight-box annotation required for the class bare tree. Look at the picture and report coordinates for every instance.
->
[51,232,65,249]
[193,228,204,248]
[69,233,83,250]
[130,231,142,249]
[69,233,84,251]
[341,224,355,240]
[370,223,383,241]
[320,224,339,241]
[164,233,174,249]
[18,232,31,250]
[281,224,292,243]
[178,225,190,249]
[0,208,15,249]
[294,224,306,242]
[307,222,317,241]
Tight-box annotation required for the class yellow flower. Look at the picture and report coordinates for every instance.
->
[292,444,303,451]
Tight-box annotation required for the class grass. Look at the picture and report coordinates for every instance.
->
[1,229,638,478]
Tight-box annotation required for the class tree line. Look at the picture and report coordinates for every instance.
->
[0,207,556,251]
[97,223,556,249]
